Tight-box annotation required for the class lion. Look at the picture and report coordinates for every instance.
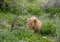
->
[26,16,42,33]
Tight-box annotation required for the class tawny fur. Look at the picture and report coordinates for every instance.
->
[26,16,42,33]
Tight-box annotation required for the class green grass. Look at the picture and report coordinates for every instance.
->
[0,12,56,42]
[0,0,60,42]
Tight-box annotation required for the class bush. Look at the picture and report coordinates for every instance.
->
[0,30,19,42]
[0,28,52,42]
[0,0,44,16]
[26,3,43,15]
[45,8,60,13]
[44,8,60,18]
[38,21,56,36]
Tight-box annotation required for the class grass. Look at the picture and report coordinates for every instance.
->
[0,0,60,42]
[0,12,56,42]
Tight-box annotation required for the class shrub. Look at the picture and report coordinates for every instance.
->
[44,8,60,18]
[38,21,56,36]
[45,8,60,13]
[0,28,52,42]
[26,3,43,15]
[0,30,19,42]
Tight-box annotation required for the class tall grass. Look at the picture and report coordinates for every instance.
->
[54,13,60,42]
